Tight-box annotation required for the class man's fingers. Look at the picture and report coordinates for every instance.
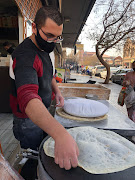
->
[56,103,62,107]
[70,155,78,168]
[55,153,78,170]
[55,95,64,107]
[55,156,59,164]
[55,96,59,105]
[60,98,64,107]
[58,159,64,168]
[58,97,64,107]
[55,97,62,107]
[57,156,78,170]
[54,132,79,170]
[63,158,71,170]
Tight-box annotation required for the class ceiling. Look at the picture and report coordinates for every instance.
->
[0,0,96,49]
[61,0,96,48]
[42,0,96,48]
[0,0,17,17]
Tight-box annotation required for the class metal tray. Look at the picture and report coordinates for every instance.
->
[38,135,135,180]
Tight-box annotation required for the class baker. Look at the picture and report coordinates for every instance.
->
[10,6,79,178]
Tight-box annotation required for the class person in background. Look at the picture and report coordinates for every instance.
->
[76,64,79,73]
[10,6,79,179]
[69,64,72,71]
[3,41,15,54]
[123,59,135,122]
[86,68,90,75]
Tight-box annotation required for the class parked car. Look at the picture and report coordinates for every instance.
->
[92,65,105,76]
[111,68,133,85]
[100,67,120,79]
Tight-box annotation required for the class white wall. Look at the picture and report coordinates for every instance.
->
[18,11,23,44]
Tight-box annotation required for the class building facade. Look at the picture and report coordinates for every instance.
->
[123,38,135,68]
[114,56,123,66]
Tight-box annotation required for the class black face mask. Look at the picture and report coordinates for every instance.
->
[7,47,14,54]
[35,28,55,53]
[133,68,135,71]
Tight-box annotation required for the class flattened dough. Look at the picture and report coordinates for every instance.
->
[44,126,135,174]
[63,98,109,117]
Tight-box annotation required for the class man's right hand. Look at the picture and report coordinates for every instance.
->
[54,132,79,170]
[25,99,79,170]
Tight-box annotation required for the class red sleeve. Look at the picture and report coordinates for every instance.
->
[17,84,42,113]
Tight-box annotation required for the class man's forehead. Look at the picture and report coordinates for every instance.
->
[42,18,63,36]
[43,18,62,28]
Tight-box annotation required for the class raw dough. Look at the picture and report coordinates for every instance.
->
[56,108,107,122]
[63,98,109,117]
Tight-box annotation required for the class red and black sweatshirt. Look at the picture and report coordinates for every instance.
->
[10,38,53,118]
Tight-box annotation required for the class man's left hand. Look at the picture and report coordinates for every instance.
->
[55,93,64,107]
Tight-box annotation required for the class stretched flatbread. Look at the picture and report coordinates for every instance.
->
[43,126,135,174]
[63,99,109,117]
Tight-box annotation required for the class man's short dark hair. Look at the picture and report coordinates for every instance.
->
[34,6,63,29]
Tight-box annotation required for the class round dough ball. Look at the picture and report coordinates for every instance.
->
[63,98,109,117]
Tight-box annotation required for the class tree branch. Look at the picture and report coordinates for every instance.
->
[104,0,134,29]
[101,27,135,56]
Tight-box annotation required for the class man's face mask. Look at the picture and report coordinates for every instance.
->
[35,28,55,53]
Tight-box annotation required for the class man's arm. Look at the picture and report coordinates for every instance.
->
[51,77,64,107]
[25,98,79,170]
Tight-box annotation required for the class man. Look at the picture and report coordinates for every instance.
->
[10,6,79,173]
[3,41,15,54]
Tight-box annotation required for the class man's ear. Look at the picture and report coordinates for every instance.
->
[32,22,37,34]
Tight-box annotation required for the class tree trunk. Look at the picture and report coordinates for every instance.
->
[96,45,110,84]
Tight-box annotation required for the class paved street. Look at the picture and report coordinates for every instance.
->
[68,72,127,116]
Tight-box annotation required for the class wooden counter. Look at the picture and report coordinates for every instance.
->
[58,83,111,100]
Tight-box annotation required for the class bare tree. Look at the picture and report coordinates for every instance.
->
[86,0,135,83]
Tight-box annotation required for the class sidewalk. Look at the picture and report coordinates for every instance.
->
[68,72,127,116]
